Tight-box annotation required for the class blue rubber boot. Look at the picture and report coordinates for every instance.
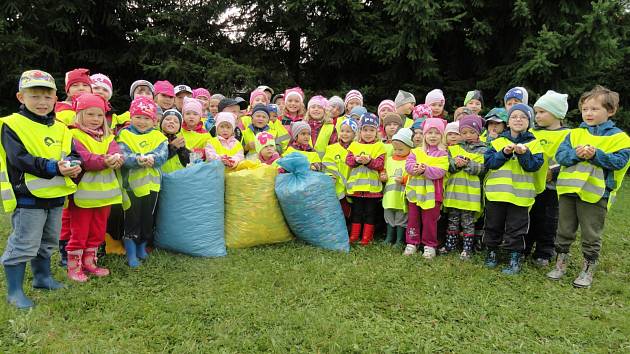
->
[123,239,140,268]
[58,240,68,267]
[484,250,498,268]
[502,252,523,275]
[136,241,149,260]
[31,256,65,290]
[4,263,34,309]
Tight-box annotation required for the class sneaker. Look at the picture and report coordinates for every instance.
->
[438,246,449,254]
[533,258,550,267]
[403,244,417,256]
[422,246,436,259]
[459,250,472,261]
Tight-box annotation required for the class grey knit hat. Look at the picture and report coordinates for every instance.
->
[395,90,416,108]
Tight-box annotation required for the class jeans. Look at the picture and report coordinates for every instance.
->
[1,207,63,265]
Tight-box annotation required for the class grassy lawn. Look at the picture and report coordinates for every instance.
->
[0,183,629,353]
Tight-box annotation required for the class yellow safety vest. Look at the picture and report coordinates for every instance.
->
[71,129,122,208]
[111,111,130,129]
[208,136,243,158]
[161,155,185,174]
[179,128,209,150]
[322,143,350,199]
[334,115,347,136]
[383,142,393,157]
[0,114,77,212]
[403,117,414,128]
[556,128,630,209]
[346,141,386,194]
[283,146,321,165]
[382,156,408,211]
[530,128,570,193]
[242,126,277,151]
[56,109,76,126]
[314,123,335,159]
[443,145,484,212]
[269,119,290,153]
[484,137,543,207]
[406,148,448,209]
[116,129,167,197]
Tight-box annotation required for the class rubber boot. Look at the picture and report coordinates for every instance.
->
[31,256,65,290]
[395,227,405,247]
[485,249,498,268]
[444,232,458,253]
[66,250,88,282]
[82,248,110,277]
[123,239,140,268]
[136,241,149,260]
[360,224,375,246]
[546,253,569,280]
[460,236,475,260]
[4,263,34,309]
[58,239,68,267]
[502,252,522,275]
[383,225,395,244]
[349,223,362,243]
[573,259,597,288]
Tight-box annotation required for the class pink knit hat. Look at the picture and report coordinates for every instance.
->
[308,95,329,109]
[154,80,175,97]
[425,89,445,105]
[422,117,447,135]
[73,93,108,113]
[129,97,158,121]
[250,89,268,105]
[412,104,433,120]
[344,89,363,107]
[90,74,113,100]
[182,97,203,115]
[378,100,396,117]
[192,88,211,99]
[284,87,304,103]
[214,112,236,130]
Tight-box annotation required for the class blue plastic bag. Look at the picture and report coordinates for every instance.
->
[275,153,350,252]
[155,161,226,257]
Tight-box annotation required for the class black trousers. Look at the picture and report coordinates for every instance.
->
[525,188,558,259]
[106,204,125,240]
[123,191,158,244]
[351,197,380,225]
[483,200,529,252]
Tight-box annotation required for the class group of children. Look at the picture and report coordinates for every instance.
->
[1,68,628,310]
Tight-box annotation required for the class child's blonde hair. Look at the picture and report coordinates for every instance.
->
[74,110,111,138]
[304,108,332,124]
[421,128,447,152]
[579,85,619,114]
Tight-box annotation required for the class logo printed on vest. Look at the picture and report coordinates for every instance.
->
[43,137,59,147]
[139,140,149,148]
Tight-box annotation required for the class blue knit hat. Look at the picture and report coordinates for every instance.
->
[504,87,529,105]
[349,106,368,120]
[359,113,379,128]
[508,103,535,128]
[251,103,269,117]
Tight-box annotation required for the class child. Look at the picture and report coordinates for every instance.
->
[55,68,93,126]
[381,112,403,155]
[255,131,280,166]
[453,107,473,121]
[1,70,81,308]
[328,96,345,125]
[411,120,423,147]
[378,100,396,121]
[242,104,273,158]
[180,97,209,160]
[192,88,212,124]
[207,94,225,127]
[380,128,414,246]
[445,121,461,146]
[323,118,357,219]
[174,84,193,112]
[154,80,175,112]
[305,95,337,158]
[66,93,123,282]
[256,85,274,102]
[412,104,433,125]
[345,113,386,245]
[524,90,570,266]
[205,112,244,170]
[482,108,508,143]
[272,94,285,116]
[90,74,119,130]
[344,90,363,116]
[281,87,305,127]
[464,90,483,115]
[130,80,155,100]
[483,104,543,275]
[425,89,447,119]
[443,115,487,259]
[117,97,168,267]
[250,89,269,107]
[548,85,630,288]
[160,109,190,173]
[284,121,323,171]
[404,118,449,258]
[267,104,290,154]
[504,87,528,111]
[395,90,416,127]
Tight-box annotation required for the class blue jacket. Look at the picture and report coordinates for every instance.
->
[1,106,82,209]
[484,130,544,172]
[556,120,630,198]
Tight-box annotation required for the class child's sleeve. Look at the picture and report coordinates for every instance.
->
[447,150,460,173]
[405,152,417,174]
[118,141,141,168]
[232,145,245,165]
[484,146,509,170]
[463,146,487,176]
[423,151,448,180]
[204,141,220,161]
[555,134,580,167]
[590,147,630,171]
[366,153,385,171]
[2,125,59,178]
[74,138,107,171]
[148,141,169,168]
[516,150,544,172]
[345,150,358,168]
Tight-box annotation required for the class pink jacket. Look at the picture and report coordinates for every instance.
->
[204,136,244,165]
[405,145,448,202]
[73,131,121,172]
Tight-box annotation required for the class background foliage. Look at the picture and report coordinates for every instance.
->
[1,0,628,128]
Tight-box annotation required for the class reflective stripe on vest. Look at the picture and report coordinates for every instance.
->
[322,143,350,199]
[556,128,630,209]
[531,128,570,193]
[484,137,541,207]
[405,148,448,209]
[382,156,407,210]
[1,114,77,203]
[346,141,386,194]
[116,129,166,197]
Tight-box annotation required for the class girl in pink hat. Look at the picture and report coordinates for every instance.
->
[280,87,305,127]
[305,95,337,158]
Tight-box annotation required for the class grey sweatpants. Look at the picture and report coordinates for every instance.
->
[555,195,607,261]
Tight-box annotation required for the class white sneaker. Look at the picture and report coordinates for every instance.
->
[403,244,417,256]
[423,246,436,259]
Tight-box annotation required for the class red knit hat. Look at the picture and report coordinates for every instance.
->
[65,68,92,93]
[73,93,107,113]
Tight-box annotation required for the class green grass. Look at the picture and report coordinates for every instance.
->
[1,184,630,353]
